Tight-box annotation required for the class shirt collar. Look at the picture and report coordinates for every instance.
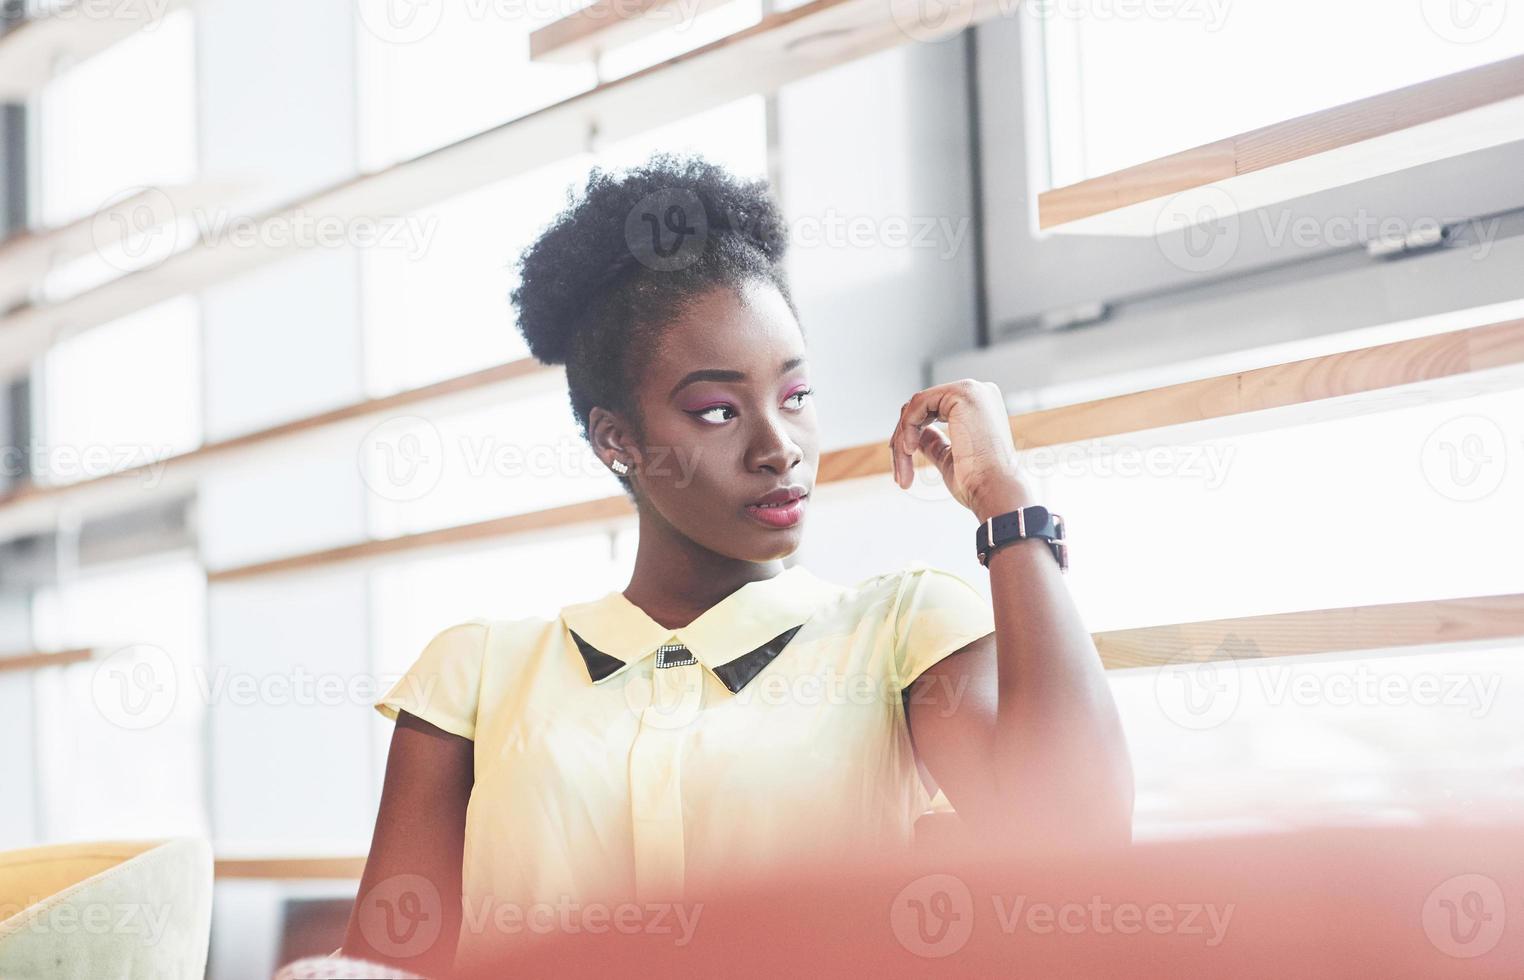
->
[559,564,840,693]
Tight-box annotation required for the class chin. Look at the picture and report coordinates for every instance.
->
[737,528,804,563]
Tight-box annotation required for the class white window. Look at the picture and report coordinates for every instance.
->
[361,96,769,396]
[361,388,613,539]
[1038,0,1524,187]
[33,8,197,227]
[38,297,202,485]
[31,556,208,841]
[354,0,596,170]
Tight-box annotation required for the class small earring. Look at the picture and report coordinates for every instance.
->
[611,459,629,475]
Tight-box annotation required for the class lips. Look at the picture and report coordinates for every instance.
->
[751,486,807,507]
[745,489,809,529]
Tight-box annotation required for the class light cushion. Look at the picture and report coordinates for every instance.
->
[0,838,212,980]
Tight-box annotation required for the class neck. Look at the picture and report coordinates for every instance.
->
[621,514,788,631]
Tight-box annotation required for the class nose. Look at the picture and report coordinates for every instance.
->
[747,406,805,475]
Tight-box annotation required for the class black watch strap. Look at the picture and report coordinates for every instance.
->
[975,504,1068,571]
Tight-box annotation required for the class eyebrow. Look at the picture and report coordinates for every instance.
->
[669,357,806,399]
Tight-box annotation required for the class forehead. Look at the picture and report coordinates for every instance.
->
[646,281,804,382]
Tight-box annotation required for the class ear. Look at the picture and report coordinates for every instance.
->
[588,406,639,471]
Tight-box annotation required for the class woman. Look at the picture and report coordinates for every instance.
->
[342,153,1133,975]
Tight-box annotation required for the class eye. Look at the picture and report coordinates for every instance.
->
[691,404,736,424]
[786,387,814,409]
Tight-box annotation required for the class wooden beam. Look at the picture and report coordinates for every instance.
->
[0,648,94,673]
[0,181,245,313]
[196,316,1524,582]
[1095,593,1524,669]
[0,355,555,512]
[214,856,366,880]
[208,495,635,583]
[530,0,738,63]
[0,0,1006,377]
[17,299,1497,524]
[1039,55,1524,234]
[998,316,1524,451]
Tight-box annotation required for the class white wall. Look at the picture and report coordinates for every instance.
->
[196,0,360,211]
[0,592,36,846]
[778,38,980,452]
[207,574,375,850]
[775,37,993,591]
[193,0,374,872]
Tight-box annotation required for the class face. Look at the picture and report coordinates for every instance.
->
[593,278,818,563]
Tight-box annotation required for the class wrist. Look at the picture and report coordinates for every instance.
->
[969,474,1037,522]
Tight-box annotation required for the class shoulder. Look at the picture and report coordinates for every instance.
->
[411,612,564,668]
[806,560,987,632]
[847,559,984,605]
[870,561,994,651]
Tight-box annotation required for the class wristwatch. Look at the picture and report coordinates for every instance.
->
[975,504,1067,571]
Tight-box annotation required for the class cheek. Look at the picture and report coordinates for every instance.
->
[638,435,727,496]
[676,444,735,495]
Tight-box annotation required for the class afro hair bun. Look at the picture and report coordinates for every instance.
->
[510,151,790,367]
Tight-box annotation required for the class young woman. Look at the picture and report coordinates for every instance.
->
[341,153,1133,975]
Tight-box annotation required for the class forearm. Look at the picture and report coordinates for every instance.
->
[973,477,1135,844]
[342,712,472,973]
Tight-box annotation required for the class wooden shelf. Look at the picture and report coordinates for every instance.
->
[1096,594,1524,669]
[530,0,738,63]
[0,647,94,674]
[0,181,241,314]
[0,357,561,543]
[196,315,1524,582]
[213,855,366,880]
[2,311,1518,546]
[208,495,636,584]
[1039,55,1524,236]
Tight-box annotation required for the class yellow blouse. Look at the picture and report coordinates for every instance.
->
[373,559,996,965]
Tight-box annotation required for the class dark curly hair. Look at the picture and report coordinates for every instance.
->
[509,151,799,499]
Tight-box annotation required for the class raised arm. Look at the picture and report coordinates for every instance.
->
[891,379,1134,850]
[341,709,474,975]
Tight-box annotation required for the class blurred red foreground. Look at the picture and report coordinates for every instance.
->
[447,818,1523,979]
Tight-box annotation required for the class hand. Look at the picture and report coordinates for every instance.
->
[889,379,1032,520]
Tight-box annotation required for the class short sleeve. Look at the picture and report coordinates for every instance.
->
[890,563,996,689]
[374,620,489,740]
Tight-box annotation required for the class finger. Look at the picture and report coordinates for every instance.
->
[900,397,937,456]
[918,423,953,476]
[891,399,924,489]
[891,400,916,490]
[896,386,955,458]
